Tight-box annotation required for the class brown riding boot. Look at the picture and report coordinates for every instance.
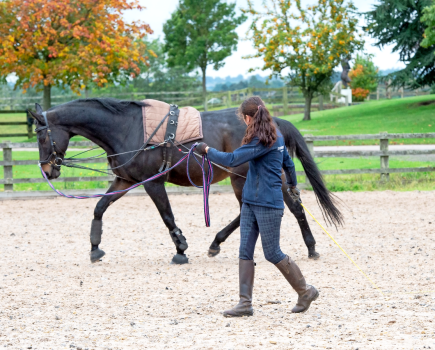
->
[223,259,255,317]
[275,255,319,313]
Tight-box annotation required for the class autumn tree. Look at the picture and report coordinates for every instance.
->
[245,0,363,121]
[0,0,153,110]
[163,0,246,111]
[349,54,379,101]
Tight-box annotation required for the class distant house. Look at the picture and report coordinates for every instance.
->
[207,98,222,105]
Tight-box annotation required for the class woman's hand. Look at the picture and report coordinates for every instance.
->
[195,142,208,156]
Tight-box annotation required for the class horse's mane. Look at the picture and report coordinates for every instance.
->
[76,98,148,114]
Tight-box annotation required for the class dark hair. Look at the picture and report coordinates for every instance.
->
[239,96,277,147]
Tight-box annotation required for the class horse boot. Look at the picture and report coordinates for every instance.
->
[275,255,319,313]
[223,259,254,317]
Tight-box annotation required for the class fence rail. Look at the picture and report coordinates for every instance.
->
[303,132,435,183]
[0,132,433,195]
[0,112,34,139]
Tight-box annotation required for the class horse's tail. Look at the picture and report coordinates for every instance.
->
[274,117,344,227]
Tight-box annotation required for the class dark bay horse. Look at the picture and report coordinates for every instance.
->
[28,99,343,264]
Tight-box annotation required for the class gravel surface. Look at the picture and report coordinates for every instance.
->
[0,191,434,349]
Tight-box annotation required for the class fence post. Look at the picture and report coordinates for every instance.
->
[108,162,114,187]
[282,86,289,116]
[305,134,314,186]
[318,95,324,111]
[377,88,380,100]
[380,132,389,182]
[26,113,34,139]
[227,91,232,108]
[3,141,13,191]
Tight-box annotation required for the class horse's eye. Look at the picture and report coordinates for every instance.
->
[37,130,47,144]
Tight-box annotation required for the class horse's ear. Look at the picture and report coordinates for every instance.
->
[27,109,45,125]
[35,103,43,115]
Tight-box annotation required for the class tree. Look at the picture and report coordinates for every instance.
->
[245,0,363,121]
[163,0,246,111]
[364,0,435,89]
[421,2,435,88]
[93,39,201,95]
[0,0,153,110]
[349,54,379,101]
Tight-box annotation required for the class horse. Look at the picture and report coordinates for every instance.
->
[28,98,343,265]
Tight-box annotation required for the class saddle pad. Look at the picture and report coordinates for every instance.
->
[142,99,203,145]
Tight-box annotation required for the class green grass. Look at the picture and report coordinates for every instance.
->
[280,95,435,145]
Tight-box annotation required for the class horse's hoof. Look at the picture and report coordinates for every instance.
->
[171,254,189,265]
[90,248,106,263]
[208,247,221,257]
[308,252,320,260]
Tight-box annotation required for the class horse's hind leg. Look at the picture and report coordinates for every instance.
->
[283,188,320,260]
[143,181,189,265]
[90,178,133,263]
[208,174,244,257]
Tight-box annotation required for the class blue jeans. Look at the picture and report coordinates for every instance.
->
[239,203,286,264]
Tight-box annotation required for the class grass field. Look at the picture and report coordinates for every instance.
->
[0,95,434,192]
[282,95,435,145]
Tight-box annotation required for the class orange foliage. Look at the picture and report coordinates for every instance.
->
[352,87,370,100]
[0,0,153,91]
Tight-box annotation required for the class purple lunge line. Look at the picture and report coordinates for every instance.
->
[39,144,214,227]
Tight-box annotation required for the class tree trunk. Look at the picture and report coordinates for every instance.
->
[43,84,51,111]
[303,94,312,121]
[201,66,207,112]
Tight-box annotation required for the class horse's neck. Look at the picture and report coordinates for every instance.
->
[66,107,141,154]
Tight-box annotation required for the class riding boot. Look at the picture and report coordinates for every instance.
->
[275,255,319,313]
[223,259,254,317]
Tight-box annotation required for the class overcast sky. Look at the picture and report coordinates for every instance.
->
[124,0,404,78]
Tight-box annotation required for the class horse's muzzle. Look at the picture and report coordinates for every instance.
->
[42,163,61,179]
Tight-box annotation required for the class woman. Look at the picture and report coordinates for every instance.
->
[195,96,318,317]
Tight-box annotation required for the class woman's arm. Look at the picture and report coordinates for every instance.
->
[283,147,297,187]
[207,138,270,168]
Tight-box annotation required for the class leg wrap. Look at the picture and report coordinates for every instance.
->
[170,228,188,251]
[90,219,103,246]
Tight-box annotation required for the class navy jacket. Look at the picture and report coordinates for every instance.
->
[207,132,297,209]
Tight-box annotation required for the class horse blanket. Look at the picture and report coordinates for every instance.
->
[142,99,203,145]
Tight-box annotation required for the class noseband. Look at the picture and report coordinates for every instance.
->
[35,111,63,171]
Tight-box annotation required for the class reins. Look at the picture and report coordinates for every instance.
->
[39,144,214,227]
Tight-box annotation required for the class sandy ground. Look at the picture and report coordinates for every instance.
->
[0,191,434,349]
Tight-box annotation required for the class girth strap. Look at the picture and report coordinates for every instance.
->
[158,104,180,179]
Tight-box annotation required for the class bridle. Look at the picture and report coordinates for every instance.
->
[35,111,64,171]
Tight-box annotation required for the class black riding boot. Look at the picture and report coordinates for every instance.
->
[223,259,254,317]
[275,255,319,313]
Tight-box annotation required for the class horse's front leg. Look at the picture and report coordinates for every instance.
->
[90,178,134,263]
[143,180,189,265]
[208,173,244,257]
[283,188,320,260]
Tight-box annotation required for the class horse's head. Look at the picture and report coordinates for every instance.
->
[28,103,69,179]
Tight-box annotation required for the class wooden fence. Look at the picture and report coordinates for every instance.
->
[303,132,435,183]
[0,132,434,196]
[0,110,33,139]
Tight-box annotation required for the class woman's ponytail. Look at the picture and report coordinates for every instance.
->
[240,97,277,147]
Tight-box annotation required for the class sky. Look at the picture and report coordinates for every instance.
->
[124,0,405,78]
